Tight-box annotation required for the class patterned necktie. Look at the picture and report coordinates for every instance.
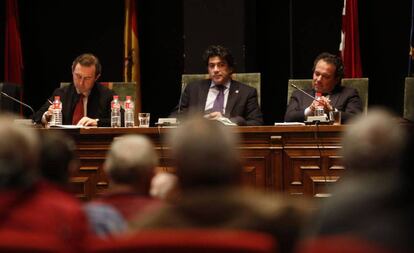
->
[72,94,84,125]
[212,85,226,113]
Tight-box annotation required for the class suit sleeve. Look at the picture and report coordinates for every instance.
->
[284,91,307,122]
[338,88,363,123]
[230,87,263,126]
[33,88,64,124]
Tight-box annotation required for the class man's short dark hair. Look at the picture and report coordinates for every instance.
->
[313,52,344,80]
[203,45,235,70]
[71,53,102,77]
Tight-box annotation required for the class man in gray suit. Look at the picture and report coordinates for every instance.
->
[172,45,263,126]
[285,52,362,123]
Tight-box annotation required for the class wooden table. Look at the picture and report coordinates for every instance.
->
[63,125,345,200]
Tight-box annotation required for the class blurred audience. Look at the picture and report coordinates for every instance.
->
[299,108,414,252]
[0,115,88,252]
[149,171,179,202]
[130,118,312,253]
[38,131,78,187]
[84,134,164,236]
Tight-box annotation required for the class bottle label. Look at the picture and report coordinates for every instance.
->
[125,102,134,109]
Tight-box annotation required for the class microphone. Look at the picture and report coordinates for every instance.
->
[177,82,186,116]
[290,83,317,101]
[0,91,35,121]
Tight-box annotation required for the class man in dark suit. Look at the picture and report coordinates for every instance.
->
[34,53,115,126]
[172,45,263,126]
[284,52,362,123]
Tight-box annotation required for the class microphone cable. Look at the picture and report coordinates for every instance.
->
[313,120,327,195]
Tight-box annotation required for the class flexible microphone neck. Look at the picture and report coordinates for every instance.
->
[177,84,185,116]
[290,83,317,101]
[0,91,35,121]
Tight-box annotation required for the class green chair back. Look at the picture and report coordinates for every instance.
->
[404,77,414,122]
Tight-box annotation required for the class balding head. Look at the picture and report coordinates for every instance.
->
[342,108,406,173]
[168,118,241,191]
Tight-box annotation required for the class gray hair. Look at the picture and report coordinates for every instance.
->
[341,108,406,173]
[0,114,39,188]
[104,135,158,184]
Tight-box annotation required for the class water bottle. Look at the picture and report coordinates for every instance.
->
[111,95,121,127]
[50,96,62,126]
[314,92,324,116]
[124,96,135,127]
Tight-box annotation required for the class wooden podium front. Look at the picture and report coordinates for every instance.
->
[60,125,345,200]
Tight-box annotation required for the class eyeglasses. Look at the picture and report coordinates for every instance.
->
[73,73,94,82]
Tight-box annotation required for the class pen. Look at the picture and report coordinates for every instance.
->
[48,99,53,105]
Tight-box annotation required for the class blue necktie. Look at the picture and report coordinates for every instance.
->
[212,85,225,113]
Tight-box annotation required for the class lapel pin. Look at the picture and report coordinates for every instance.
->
[235,90,239,94]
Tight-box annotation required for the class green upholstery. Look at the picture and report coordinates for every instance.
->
[60,82,137,101]
[404,77,414,122]
[287,78,369,112]
[181,73,261,105]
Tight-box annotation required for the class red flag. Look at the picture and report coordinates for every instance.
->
[124,0,141,113]
[339,0,363,78]
[5,0,24,85]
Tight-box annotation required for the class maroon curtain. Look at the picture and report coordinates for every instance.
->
[5,0,24,85]
[340,0,363,78]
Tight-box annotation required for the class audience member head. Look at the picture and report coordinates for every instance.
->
[203,45,235,85]
[312,52,344,94]
[0,114,40,189]
[104,135,158,193]
[341,107,406,174]
[168,117,242,191]
[71,53,101,95]
[39,131,78,186]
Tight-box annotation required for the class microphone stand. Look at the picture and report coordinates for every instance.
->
[0,91,36,124]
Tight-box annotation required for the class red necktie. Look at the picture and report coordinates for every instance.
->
[72,94,84,125]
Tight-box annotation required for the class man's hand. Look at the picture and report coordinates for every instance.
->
[77,117,98,126]
[204,111,223,120]
[310,96,333,112]
[45,105,54,122]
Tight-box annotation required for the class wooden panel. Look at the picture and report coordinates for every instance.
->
[55,125,345,199]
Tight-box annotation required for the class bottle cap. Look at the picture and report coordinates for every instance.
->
[54,96,60,100]
[113,95,119,99]
[315,92,322,97]
[126,96,131,100]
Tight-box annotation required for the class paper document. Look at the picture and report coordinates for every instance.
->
[274,122,305,126]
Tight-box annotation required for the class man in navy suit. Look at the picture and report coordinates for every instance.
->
[285,52,362,123]
[172,45,263,126]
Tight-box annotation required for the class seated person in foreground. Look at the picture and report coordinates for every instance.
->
[171,45,263,126]
[84,134,164,236]
[284,52,362,123]
[33,53,115,127]
[0,115,88,252]
[129,118,312,253]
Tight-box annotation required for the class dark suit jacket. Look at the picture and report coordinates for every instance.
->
[34,83,115,126]
[284,85,362,123]
[172,79,263,126]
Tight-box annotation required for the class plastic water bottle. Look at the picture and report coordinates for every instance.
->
[124,96,135,127]
[51,96,62,126]
[111,95,121,127]
[314,92,324,116]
